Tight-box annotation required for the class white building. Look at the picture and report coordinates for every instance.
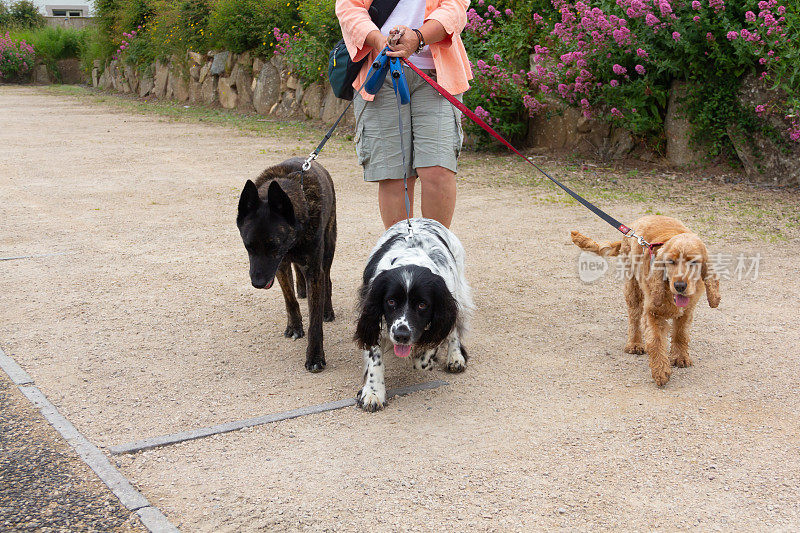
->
[30,1,92,16]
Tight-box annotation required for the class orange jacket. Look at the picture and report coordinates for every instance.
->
[335,0,473,100]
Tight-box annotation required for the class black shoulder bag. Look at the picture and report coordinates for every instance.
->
[328,0,401,100]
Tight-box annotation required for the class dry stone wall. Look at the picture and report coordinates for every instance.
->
[88,50,797,186]
[93,50,353,129]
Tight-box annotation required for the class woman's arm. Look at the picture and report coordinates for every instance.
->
[385,0,469,58]
[335,0,383,61]
[425,0,469,47]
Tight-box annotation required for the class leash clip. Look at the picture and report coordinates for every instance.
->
[301,153,317,172]
[625,228,651,249]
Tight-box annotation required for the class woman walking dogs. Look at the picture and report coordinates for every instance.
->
[335,0,472,229]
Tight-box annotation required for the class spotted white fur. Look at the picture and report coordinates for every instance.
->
[356,218,474,411]
[389,316,411,344]
[368,218,474,343]
[357,347,386,412]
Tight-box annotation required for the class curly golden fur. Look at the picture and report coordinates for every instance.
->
[572,215,721,386]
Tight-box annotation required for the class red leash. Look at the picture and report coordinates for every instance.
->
[401,58,656,248]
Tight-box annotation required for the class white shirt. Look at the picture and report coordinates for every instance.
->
[380,0,435,69]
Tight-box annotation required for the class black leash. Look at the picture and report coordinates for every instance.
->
[299,60,376,187]
[390,59,413,235]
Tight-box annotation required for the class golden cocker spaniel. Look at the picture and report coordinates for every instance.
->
[572,215,721,386]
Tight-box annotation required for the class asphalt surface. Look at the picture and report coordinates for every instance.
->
[0,373,144,532]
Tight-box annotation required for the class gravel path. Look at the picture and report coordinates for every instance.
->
[1,85,799,531]
[0,375,143,532]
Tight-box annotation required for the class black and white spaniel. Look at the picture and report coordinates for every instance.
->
[354,218,474,411]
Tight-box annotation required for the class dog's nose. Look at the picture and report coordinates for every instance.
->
[393,325,411,344]
[674,281,687,293]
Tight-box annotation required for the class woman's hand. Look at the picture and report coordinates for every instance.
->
[385,25,420,58]
[365,29,389,52]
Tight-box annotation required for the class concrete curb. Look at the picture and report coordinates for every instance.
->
[111,380,449,455]
[0,347,33,385]
[0,347,180,533]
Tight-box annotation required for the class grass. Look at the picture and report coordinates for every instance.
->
[41,84,800,244]
[8,25,97,63]
[458,151,800,243]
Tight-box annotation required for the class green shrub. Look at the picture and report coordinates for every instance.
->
[7,0,44,29]
[94,0,122,38]
[79,26,115,72]
[117,0,153,32]
[208,0,299,55]
[272,0,338,85]
[12,26,88,61]
[297,0,337,39]
[0,2,10,28]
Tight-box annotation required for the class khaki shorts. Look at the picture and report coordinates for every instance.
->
[353,66,464,181]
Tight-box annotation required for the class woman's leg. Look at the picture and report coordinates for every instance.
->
[378,176,416,229]
[408,68,462,229]
[417,166,456,228]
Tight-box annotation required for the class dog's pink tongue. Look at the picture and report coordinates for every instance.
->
[394,344,412,358]
[265,278,274,289]
[675,294,689,307]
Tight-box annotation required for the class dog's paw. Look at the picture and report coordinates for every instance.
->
[284,324,305,340]
[357,388,386,412]
[305,357,326,373]
[446,359,467,373]
[445,345,467,373]
[413,358,433,371]
[652,369,672,387]
[624,342,646,355]
[673,354,693,368]
[323,309,335,322]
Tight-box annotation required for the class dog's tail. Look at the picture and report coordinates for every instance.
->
[571,230,622,257]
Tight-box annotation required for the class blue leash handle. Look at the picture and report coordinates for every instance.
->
[389,58,410,105]
[365,50,390,95]
[365,47,411,104]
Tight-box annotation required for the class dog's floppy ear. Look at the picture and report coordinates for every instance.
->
[237,180,260,223]
[417,275,459,348]
[267,181,296,226]
[354,273,387,349]
[702,259,721,308]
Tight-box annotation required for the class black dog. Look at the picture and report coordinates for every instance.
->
[237,157,336,372]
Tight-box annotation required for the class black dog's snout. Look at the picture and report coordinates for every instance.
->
[674,281,687,293]
[393,325,411,344]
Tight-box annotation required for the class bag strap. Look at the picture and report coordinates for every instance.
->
[368,0,402,28]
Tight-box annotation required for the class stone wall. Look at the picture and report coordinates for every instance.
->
[93,50,354,129]
[89,51,797,187]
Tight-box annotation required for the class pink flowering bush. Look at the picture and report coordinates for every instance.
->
[273,26,332,83]
[462,0,552,142]
[513,0,800,153]
[0,32,34,80]
[465,56,530,141]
